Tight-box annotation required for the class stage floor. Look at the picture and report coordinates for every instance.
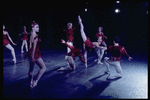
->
[3,47,148,99]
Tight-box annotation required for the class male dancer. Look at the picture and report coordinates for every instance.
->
[104,36,132,79]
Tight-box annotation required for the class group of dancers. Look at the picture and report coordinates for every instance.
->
[3,15,132,89]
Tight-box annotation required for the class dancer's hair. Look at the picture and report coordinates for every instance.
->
[114,36,120,43]
[98,27,103,31]
[31,21,38,27]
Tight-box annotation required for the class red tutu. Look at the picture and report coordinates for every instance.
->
[21,32,28,41]
[26,48,41,59]
[84,38,94,51]
[26,36,41,59]
[3,34,10,46]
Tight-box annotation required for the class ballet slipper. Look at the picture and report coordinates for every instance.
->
[13,59,16,64]
[97,60,103,65]
[30,81,34,88]
[32,80,38,88]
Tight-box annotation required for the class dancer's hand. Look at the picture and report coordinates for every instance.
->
[128,57,133,61]
[13,43,17,46]
[61,39,66,44]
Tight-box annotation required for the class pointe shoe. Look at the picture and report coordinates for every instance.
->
[57,67,65,71]
[31,80,38,88]
[13,59,16,64]
[30,81,34,88]
[97,61,103,65]
[78,15,82,22]
[94,59,98,62]
[85,63,87,68]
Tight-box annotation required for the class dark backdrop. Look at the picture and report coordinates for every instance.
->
[3,0,148,54]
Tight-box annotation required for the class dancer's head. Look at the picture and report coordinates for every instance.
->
[67,22,73,29]
[3,25,5,30]
[98,27,103,32]
[113,36,120,44]
[23,26,26,31]
[31,21,39,32]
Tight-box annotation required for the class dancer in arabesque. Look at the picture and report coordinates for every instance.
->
[78,15,106,67]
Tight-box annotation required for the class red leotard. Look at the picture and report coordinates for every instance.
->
[95,32,106,42]
[84,38,94,51]
[3,33,10,46]
[65,43,85,63]
[21,32,28,41]
[26,36,41,59]
[65,27,76,42]
[106,46,130,61]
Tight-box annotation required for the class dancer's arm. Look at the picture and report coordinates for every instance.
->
[6,32,16,45]
[61,39,74,50]
[78,15,87,42]
[32,38,38,62]
[121,47,133,61]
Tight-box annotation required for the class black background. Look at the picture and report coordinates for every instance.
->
[3,0,148,54]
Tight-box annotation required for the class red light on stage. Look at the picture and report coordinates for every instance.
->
[147,11,148,14]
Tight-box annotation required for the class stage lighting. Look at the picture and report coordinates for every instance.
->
[116,1,120,3]
[147,11,148,14]
[115,9,120,13]
[85,8,87,12]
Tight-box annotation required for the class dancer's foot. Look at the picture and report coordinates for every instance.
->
[78,15,82,23]
[85,63,87,68]
[97,61,103,65]
[30,81,34,88]
[32,80,38,88]
[21,51,24,53]
[13,59,16,64]
[57,67,65,71]
[94,59,98,62]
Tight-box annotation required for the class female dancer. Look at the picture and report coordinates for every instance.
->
[78,15,107,67]
[26,22,46,88]
[19,26,29,53]
[63,22,76,53]
[94,27,108,64]
[104,36,132,79]
[3,25,17,64]
[58,39,85,71]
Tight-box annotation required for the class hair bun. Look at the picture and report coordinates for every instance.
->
[31,21,38,27]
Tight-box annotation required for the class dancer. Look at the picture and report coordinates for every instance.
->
[78,15,107,67]
[26,22,46,88]
[19,26,29,53]
[63,22,76,53]
[104,36,132,79]
[3,25,17,64]
[94,27,108,64]
[58,39,85,71]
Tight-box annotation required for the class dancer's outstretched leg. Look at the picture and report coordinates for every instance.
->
[78,15,87,42]
[5,44,16,63]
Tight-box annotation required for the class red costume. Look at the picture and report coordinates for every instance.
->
[26,36,41,59]
[21,32,28,41]
[65,27,76,42]
[3,33,10,46]
[84,38,94,51]
[106,46,130,61]
[65,42,85,63]
[95,32,106,42]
